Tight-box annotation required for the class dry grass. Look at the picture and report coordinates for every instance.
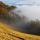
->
[0,22,40,40]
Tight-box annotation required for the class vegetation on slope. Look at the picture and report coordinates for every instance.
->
[0,1,16,18]
[0,22,40,40]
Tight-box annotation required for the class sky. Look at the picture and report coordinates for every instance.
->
[0,0,40,20]
[0,0,16,5]
[0,0,40,6]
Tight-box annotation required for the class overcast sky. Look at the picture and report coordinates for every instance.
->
[0,0,40,6]
[0,0,40,20]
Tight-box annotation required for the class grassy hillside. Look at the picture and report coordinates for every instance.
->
[0,22,40,40]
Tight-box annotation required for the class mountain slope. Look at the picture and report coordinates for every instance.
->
[0,22,40,40]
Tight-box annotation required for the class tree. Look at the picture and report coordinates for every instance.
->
[0,1,16,18]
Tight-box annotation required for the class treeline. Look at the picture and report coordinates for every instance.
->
[0,1,17,23]
[0,1,16,14]
[0,1,26,25]
[20,19,40,36]
[0,1,16,18]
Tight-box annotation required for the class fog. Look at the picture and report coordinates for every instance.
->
[1,0,40,20]
[16,6,40,20]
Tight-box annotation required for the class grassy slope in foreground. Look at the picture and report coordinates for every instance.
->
[0,22,40,40]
